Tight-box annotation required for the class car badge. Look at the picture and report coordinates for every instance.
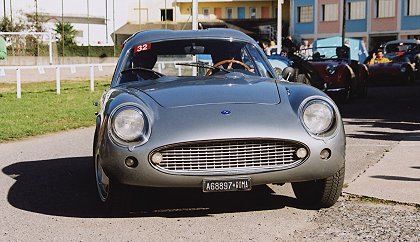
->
[221,110,231,115]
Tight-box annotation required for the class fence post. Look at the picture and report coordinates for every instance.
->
[56,67,61,95]
[178,65,182,76]
[90,65,95,92]
[16,68,21,99]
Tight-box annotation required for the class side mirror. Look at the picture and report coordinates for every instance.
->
[281,67,295,81]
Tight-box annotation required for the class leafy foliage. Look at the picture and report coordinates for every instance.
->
[54,22,77,47]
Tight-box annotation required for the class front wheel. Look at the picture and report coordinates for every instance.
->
[292,165,345,208]
[94,152,130,215]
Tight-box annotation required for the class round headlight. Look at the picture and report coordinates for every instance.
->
[326,65,336,75]
[112,108,145,142]
[401,66,407,73]
[302,100,334,135]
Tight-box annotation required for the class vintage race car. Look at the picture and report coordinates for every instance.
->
[292,37,369,102]
[267,55,293,78]
[93,29,345,213]
[367,40,419,84]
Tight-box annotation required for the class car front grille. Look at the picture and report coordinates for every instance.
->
[149,139,308,175]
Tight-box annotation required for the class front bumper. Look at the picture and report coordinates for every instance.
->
[99,133,345,188]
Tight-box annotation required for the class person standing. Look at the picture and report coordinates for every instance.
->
[299,39,312,58]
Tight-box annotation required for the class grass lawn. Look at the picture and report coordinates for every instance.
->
[0,80,110,143]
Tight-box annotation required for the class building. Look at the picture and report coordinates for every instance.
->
[113,0,292,46]
[291,0,420,50]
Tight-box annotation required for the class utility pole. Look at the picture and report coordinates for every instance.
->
[342,0,346,46]
[277,0,283,54]
[61,0,64,60]
[87,0,90,57]
[192,0,198,30]
[3,0,6,19]
[35,0,39,56]
[113,0,116,57]
[105,0,108,43]
[164,0,167,29]
[9,0,12,26]
[138,0,141,31]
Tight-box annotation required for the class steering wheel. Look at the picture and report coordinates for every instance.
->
[206,59,251,75]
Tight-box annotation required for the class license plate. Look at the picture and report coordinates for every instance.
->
[202,178,251,192]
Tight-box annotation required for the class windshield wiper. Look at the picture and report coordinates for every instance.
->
[175,62,231,73]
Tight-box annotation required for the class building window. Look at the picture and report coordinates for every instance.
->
[347,1,366,20]
[203,8,210,19]
[250,7,257,19]
[321,4,338,21]
[297,5,313,23]
[226,8,233,19]
[375,0,395,18]
[407,0,420,16]
[161,9,173,21]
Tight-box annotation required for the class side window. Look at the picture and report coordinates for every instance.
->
[246,44,273,77]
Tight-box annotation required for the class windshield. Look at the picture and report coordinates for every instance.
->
[298,46,350,60]
[118,39,273,84]
[384,43,418,60]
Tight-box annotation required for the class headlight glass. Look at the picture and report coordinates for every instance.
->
[302,100,334,135]
[401,66,407,73]
[112,108,145,142]
[326,65,337,75]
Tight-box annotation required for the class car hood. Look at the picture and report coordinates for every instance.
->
[126,72,281,108]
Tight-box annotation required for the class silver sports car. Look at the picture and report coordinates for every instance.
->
[94,29,345,211]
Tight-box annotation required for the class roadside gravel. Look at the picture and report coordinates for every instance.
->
[292,195,420,241]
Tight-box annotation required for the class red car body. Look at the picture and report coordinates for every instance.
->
[367,40,419,84]
[291,46,369,102]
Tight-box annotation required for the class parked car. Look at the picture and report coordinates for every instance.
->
[93,29,346,213]
[291,37,369,102]
[367,40,419,84]
[267,54,293,78]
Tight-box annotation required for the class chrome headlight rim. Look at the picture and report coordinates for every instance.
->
[299,97,338,137]
[108,104,151,147]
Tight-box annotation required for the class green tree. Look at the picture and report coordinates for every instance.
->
[0,16,26,32]
[54,22,77,47]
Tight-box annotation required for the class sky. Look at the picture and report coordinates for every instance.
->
[0,0,133,45]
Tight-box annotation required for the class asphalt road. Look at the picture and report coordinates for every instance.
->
[0,79,419,241]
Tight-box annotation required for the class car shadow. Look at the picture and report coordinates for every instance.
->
[2,156,315,218]
[337,79,420,141]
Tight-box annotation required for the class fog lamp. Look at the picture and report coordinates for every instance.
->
[296,148,308,159]
[151,152,163,164]
[125,157,138,168]
[320,149,331,160]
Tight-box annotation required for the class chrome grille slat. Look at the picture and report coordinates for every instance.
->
[150,139,306,173]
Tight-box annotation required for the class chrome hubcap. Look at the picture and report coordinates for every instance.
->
[95,154,110,202]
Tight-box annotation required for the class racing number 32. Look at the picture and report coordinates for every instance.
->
[134,43,151,53]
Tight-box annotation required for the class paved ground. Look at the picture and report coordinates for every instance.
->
[0,80,419,241]
[346,138,420,204]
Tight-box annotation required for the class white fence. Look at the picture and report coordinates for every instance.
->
[1,60,207,98]
[0,63,116,98]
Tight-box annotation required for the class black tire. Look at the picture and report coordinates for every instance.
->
[403,72,415,85]
[359,80,368,98]
[335,87,351,103]
[296,73,310,85]
[94,149,131,216]
[292,165,345,208]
